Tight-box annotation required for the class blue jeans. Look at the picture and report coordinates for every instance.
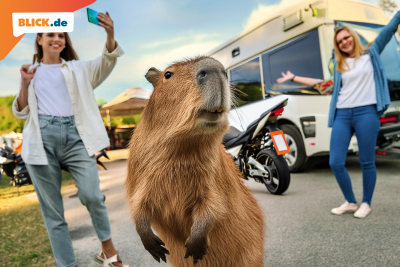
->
[26,115,112,267]
[329,105,380,206]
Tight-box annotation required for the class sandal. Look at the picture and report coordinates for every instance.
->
[93,251,123,267]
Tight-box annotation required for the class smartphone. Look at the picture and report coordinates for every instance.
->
[87,8,100,26]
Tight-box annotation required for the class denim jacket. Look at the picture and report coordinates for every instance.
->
[328,11,400,127]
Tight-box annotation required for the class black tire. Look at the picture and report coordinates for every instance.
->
[2,164,15,178]
[256,149,290,195]
[280,124,307,173]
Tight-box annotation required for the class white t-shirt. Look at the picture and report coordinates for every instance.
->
[34,63,74,116]
[336,54,377,109]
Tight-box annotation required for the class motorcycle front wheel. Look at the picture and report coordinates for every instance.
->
[256,149,291,195]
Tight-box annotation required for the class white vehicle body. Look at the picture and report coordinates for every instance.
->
[210,0,400,171]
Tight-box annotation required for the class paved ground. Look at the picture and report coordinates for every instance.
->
[56,155,400,267]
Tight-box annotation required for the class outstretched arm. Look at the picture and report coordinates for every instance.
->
[372,11,400,54]
[277,70,321,87]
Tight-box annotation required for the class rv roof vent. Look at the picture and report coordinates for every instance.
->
[283,10,303,31]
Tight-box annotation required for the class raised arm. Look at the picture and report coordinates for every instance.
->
[372,11,400,54]
[98,12,116,53]
[277,70,321,87]
[87,12,124,89]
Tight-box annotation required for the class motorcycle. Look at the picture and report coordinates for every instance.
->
[0,146,18,183]
[0,145,110,194]
[223,97,291,195]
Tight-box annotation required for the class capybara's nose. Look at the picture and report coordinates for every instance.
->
[196,66,225,86]
[195,58,231,111]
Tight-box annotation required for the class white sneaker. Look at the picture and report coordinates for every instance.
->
[354,203,371,219]
[331,201,358,215]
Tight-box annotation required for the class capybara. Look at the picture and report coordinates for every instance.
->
[125,56,264,266]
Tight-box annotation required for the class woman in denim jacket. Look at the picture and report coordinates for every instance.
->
[277,11,400,219]
[12,13,124,267]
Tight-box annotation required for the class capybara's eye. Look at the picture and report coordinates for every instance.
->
[165,71,174,79]
[223,71,228,78]
[198,71,207,79]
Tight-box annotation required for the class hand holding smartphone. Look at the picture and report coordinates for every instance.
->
[87,8,115,51]
[87,8,101,26]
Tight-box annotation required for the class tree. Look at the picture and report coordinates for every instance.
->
[96,97,107,108]
[379,0,398,13]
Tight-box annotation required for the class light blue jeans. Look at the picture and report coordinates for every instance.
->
[26,115,112,267]
[329,105,380,206]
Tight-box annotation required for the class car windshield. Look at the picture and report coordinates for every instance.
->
[338,21,400,101]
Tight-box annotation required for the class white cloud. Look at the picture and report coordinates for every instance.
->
[7,36,36,62]
[242,0,305,32]
[105,38,224,88]
[69,29,106,61]
[0,65,22,96]
[140,33,222,50]
[140,36,188,49]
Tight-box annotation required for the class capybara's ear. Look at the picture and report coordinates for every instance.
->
[145,67,161,87]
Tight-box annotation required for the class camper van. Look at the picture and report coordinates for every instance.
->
[209,0,400,172]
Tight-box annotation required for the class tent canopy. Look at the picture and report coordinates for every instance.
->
[100,88,152,117]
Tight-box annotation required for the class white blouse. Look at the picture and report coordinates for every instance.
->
[12,44,124,165]
[34,62,74,117]
[336,54,377,109]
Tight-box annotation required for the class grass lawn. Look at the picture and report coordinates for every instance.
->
[0,171,74,267]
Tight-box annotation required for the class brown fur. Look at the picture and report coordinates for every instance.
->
[126,56,264,266]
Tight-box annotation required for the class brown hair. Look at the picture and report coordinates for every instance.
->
[334,27,365,73]
[33,32,79,64]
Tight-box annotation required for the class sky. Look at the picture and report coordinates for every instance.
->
[0,0,398,102]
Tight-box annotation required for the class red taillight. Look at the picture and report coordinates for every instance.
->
[271,107,284,116]
[376,150,387,156]
[379,117,397,124]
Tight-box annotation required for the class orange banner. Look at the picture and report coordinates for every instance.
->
[0,0,96,61]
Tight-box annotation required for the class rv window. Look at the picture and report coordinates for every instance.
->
[262,29,324,96]
[230,57,263,107]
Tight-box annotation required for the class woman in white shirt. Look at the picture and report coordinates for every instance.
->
[277,11,400,219]
[13,12,124,267]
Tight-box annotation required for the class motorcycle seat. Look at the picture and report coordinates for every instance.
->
[223,126,242,144]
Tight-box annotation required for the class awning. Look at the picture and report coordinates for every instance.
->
[99,88,152,117]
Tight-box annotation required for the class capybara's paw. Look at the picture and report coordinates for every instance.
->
[184,236,209,265]
[142,234,170,263]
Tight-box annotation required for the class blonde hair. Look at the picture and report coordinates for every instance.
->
[334,27,365,73]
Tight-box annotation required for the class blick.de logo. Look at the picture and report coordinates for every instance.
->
[18,18,68,27]
[12,13,74,37]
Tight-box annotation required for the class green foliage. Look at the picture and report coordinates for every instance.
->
[379,0,397,13]
[96,97,107,107]
[234,84,263,107]
[122,114,142,125]
[102,114,142,127]
[0,96,25,135]
[0,95,143,133]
